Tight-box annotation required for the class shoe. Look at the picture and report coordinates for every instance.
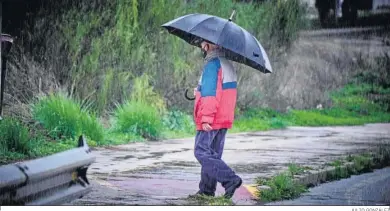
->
[224,177,242,199]
[189,190,215,198]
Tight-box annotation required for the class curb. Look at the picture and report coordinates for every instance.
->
[254,147,390,199]
[293,161,359,187]
[294,148,390,187]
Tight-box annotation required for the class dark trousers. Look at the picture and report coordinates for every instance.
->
[194,129,239,194]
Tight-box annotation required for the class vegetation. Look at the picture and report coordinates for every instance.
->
[2,79,390,164]
[257,149,390,203]
[111,100,163,140]
[0,117,78,164]
[32,93,105,143]
[1,0,389,165]
[187,195,234,206]
[256,164,309,202]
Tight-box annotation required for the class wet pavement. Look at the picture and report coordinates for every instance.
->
[267,167,390,206]
[70,123,390,205]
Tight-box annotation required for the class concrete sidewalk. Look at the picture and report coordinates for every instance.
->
[70,123,390,205]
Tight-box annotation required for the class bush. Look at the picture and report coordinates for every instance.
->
[32,93,105,143]
[162,110,194,134]
[112,100,163,140]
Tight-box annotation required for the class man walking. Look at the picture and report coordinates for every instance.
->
[192,40,242,199]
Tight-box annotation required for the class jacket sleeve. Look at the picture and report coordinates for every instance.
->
[199,60,221,124]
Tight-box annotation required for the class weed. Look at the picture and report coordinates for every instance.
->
[327,159,344,167]
[327,166,349,180]
[287,163,306,176]
[351,154,374,173]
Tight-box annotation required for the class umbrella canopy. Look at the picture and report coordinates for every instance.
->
[162,12,272,73]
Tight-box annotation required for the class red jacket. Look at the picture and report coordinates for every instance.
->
[194,51,237,131]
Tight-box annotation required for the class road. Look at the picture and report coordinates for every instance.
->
[69,123,390,205]
[267,167,390,206]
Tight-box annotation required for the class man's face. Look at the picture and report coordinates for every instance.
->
[200,41,209,58]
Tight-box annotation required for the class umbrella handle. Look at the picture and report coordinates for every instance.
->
[184,88,195,101]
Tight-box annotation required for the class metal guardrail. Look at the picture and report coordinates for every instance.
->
[0,135,95,205]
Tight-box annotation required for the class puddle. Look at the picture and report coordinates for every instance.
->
[159,161,199,167]
[112,155,136,161]
[137,149,191,160]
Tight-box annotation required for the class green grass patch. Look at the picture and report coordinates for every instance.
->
[325,153,380,181]
[256,169,308,202]
[0,117,80,165]
[187,194,233,206]
[111,100,164,141]
[32,93,105,144]
[287,163,310,176]
[327,159,345,167]
[233,83,390,131]
[0,118,31,156]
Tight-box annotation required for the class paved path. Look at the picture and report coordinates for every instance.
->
[267,167,390,206]
[70,124,390,205]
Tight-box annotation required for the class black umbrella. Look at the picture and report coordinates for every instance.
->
[161,11,273,74]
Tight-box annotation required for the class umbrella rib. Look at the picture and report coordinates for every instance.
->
[215,20,230,46]
[187,16,215,38]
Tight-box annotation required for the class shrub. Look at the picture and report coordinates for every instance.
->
[162,110,194,134]
[32,93,104,143]
[112,100,163,140]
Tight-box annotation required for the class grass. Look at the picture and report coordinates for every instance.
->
[187,195,234,206]
[256,165,309,202]
[232,83,390,131]
[0,117,79,165]
[257,148,390,203]
[287,163,311,176]
[32,93,105,144]
[111,100,164,141]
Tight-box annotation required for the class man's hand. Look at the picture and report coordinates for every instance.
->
[193,87,197,96]
[202,123,213,131]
